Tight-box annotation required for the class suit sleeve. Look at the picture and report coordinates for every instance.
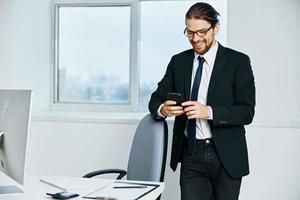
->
[148,56,175,120]
[211,55,255,127]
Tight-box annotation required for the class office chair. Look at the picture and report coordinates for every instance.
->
[83,113,168,183]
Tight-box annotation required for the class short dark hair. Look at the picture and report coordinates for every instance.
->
[186,2,220,26]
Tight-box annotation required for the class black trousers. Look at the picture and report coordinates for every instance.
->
[180,138,242,200]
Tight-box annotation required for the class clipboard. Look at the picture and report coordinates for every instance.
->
[82,181,160,200]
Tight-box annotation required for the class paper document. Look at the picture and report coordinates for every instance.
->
[82,181,159,200]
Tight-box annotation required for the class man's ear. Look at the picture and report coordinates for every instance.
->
[213,22,220,34]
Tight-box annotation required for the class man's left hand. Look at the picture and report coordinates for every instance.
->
[182,101,211,119]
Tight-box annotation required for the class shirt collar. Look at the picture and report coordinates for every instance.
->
[194,41,219,66]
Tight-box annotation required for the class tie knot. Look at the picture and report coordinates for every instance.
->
[197,56,205,65]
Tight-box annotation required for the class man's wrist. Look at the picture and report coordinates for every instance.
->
[206,106,213,120]
[157,103,166,118]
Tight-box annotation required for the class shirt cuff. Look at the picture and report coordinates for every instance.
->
[157,103,165,118]
[207,106,213,120]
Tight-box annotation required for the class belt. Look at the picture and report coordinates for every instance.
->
[196,138,214,144]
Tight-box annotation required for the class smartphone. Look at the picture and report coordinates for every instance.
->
[46,192,79,199]
[167,92,184,106]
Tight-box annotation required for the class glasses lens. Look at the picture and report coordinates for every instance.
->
[196,30,206,37]
[184,30,193,37]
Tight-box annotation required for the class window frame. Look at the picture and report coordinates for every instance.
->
[51,0,140,112]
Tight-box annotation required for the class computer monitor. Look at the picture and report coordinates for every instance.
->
[0,89,32,194]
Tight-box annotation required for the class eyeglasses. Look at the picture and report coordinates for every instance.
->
[184,25,213,38]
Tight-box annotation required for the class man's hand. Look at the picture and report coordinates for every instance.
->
[161,100,184,117]
[182,101,211,119]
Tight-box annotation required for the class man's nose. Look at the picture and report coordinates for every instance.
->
[192,33,200,42]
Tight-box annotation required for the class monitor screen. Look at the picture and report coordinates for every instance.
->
[0,89,32,194]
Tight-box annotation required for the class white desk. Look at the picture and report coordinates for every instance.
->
[0,173,164,200]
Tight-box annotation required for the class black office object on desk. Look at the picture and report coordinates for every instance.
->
[46,191,79,199]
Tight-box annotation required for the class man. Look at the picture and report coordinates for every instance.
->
[148,2,255,200]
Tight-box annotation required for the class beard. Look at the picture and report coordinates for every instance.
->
[192,38,215,55]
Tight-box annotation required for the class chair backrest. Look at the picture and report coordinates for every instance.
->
[126,114,168,182]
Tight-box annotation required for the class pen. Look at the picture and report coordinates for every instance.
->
[113,186,147,189]
[40,178,68,192]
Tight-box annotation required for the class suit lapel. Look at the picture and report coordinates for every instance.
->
[207,44,227,102]
[184,50,194,100]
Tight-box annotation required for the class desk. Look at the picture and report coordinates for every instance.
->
[0,173,164,200]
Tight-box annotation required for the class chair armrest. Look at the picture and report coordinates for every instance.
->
[83,169,127,180]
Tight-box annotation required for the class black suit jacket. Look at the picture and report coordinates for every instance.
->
[148,43,255,178]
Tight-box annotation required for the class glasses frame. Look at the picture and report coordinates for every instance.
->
[184,25,213,38]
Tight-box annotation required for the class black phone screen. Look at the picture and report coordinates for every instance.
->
[167,92,184,105]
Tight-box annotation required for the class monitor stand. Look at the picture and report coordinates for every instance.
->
[0,185,23,194]
[0,131,24,194]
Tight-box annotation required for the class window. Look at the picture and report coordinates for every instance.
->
[57,6,130,104]
[53,0,227,112]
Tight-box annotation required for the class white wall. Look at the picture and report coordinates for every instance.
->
[0,0,51,111]
[242,127,300,200]
[1,0,300,200]
[0,1,12,86]
[228,0,300,126]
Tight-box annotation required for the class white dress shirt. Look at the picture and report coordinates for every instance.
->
[158,41,219,139]
[186,41,219,139]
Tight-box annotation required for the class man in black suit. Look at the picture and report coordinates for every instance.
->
[148,2,255,200]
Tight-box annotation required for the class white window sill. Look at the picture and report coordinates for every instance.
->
[31,111,150,124]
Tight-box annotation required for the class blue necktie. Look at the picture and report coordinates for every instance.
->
[187,56,205,154]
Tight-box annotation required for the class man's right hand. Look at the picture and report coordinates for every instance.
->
[160,100,184,117]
